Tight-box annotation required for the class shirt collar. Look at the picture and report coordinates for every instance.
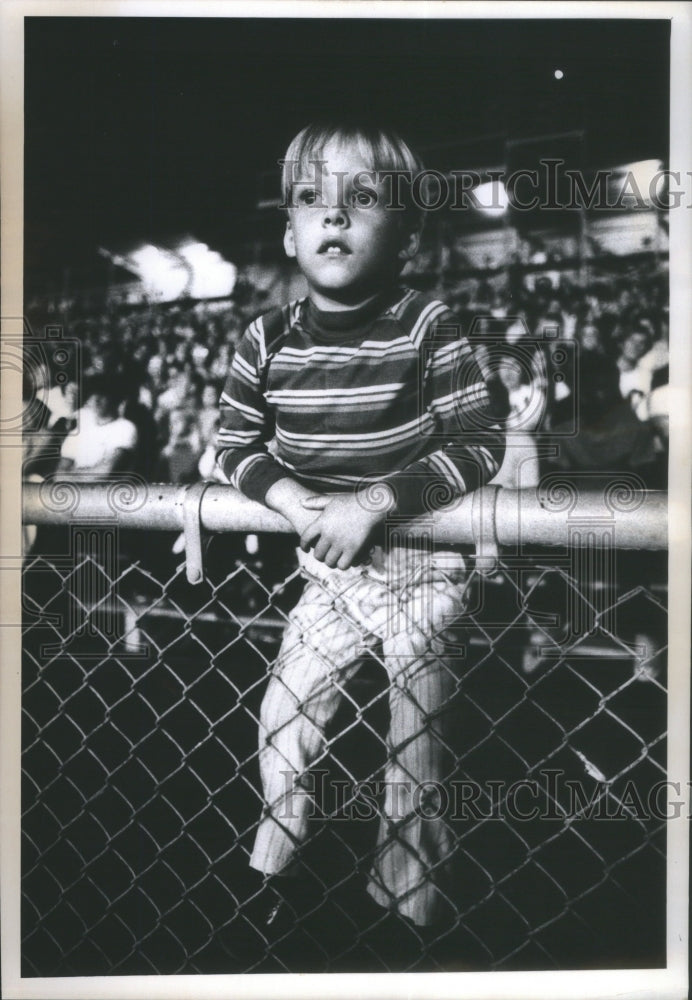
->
[299,285,405,342]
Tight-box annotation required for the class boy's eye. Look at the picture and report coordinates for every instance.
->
[351,190,376,208]
[296,187,318,206]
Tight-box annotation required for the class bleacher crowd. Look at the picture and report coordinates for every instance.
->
[23,247,669,495]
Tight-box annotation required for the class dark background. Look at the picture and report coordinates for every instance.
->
[24,16,670,290]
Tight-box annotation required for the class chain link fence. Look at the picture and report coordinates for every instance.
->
[21,481,668,975]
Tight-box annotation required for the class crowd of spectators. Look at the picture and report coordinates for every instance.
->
[23,246,669,496]
[446,245,669,490]
[23,295,248,486]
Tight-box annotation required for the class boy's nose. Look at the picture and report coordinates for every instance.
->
[322,203,349,228]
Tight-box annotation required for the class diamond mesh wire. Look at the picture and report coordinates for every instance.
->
[21,522,667,975]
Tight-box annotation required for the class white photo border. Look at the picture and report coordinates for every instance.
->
[2,3,690,998]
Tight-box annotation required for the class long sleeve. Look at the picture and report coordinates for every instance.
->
[215,317,289,504]
[380,322,505,516]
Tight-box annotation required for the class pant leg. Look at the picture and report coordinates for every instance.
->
[250,545,469,924]
[366,549,469,926]
[249,575,369,875]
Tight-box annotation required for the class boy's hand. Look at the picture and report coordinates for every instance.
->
[264,477,325,536]
[299,492,390,570]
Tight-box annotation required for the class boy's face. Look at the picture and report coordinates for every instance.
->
[283,139,419,310]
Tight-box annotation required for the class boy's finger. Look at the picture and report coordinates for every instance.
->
[301,495,328,510]
[323,546,341,569]
[300,522,321,550]
[313,536,331,563]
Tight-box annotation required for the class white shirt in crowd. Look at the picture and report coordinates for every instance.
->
[506,382,546,431]
[60,408,137,470]
[619,364,651,402]
[44,385,77,428]
[618,338,668,407]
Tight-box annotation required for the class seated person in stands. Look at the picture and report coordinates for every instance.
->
[120,392,159,482]
[154,363,196,431]
[23,376,80,479]
[42,374,80,430]
[577,321,605,356]
[57,374,137,477]
[490,354,543,489]
[549,352,657,485]
[616,324,653,407]
[498,354,546,433]
[159,406,202,484]
[198,379,221,447]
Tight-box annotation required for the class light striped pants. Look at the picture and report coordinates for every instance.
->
[249,544,469,927]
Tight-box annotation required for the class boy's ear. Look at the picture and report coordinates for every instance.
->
[283,220,296,259]
[398,226,421,262]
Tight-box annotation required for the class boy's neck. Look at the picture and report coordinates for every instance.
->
[302,285,403,342]
[306,288,387,313]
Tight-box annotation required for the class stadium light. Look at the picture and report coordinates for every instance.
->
[473,179,509,219]
[127,244,189,301]
[103,239,237,301]
[610,159,663,207]
[176,241,237,298]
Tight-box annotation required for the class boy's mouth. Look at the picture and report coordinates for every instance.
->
[318,239,351,256]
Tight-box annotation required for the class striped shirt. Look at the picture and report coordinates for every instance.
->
[216,286,504,516]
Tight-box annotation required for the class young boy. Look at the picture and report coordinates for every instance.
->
[216,123,504,934]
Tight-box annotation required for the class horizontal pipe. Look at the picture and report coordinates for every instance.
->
[22,480,668,550]
[495,487,667,550]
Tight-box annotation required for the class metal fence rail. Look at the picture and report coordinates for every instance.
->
[21,481,668,974]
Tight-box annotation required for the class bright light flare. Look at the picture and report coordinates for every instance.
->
[176,241,237,298]
[610,159,663,206]
[473,180,509,218]
[118,240,238,300]
[127,245,189,301]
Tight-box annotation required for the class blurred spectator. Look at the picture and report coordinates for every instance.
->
[210,342,234,384]
[497,354,546,432]
[637,317,669,386]
[577,321,605,355]
[505,314,528,345]
[158,407,202,484]
[191,339,210,374]
[58,374,137,476]
[647,379,670,446]
[199,431,227,482]
[24,376,80,478]
[198,380,221,447]
[42,376,79,430]
[120,395,159,481]
[147,352,166,389]
[549,352,657,483]
[491,432,540,490]
[616,325,655,415]
[22,392,56,479]
[490,354,543,488]
[154,364,196,429]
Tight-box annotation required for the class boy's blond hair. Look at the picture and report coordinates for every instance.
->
[280,121,425,231]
